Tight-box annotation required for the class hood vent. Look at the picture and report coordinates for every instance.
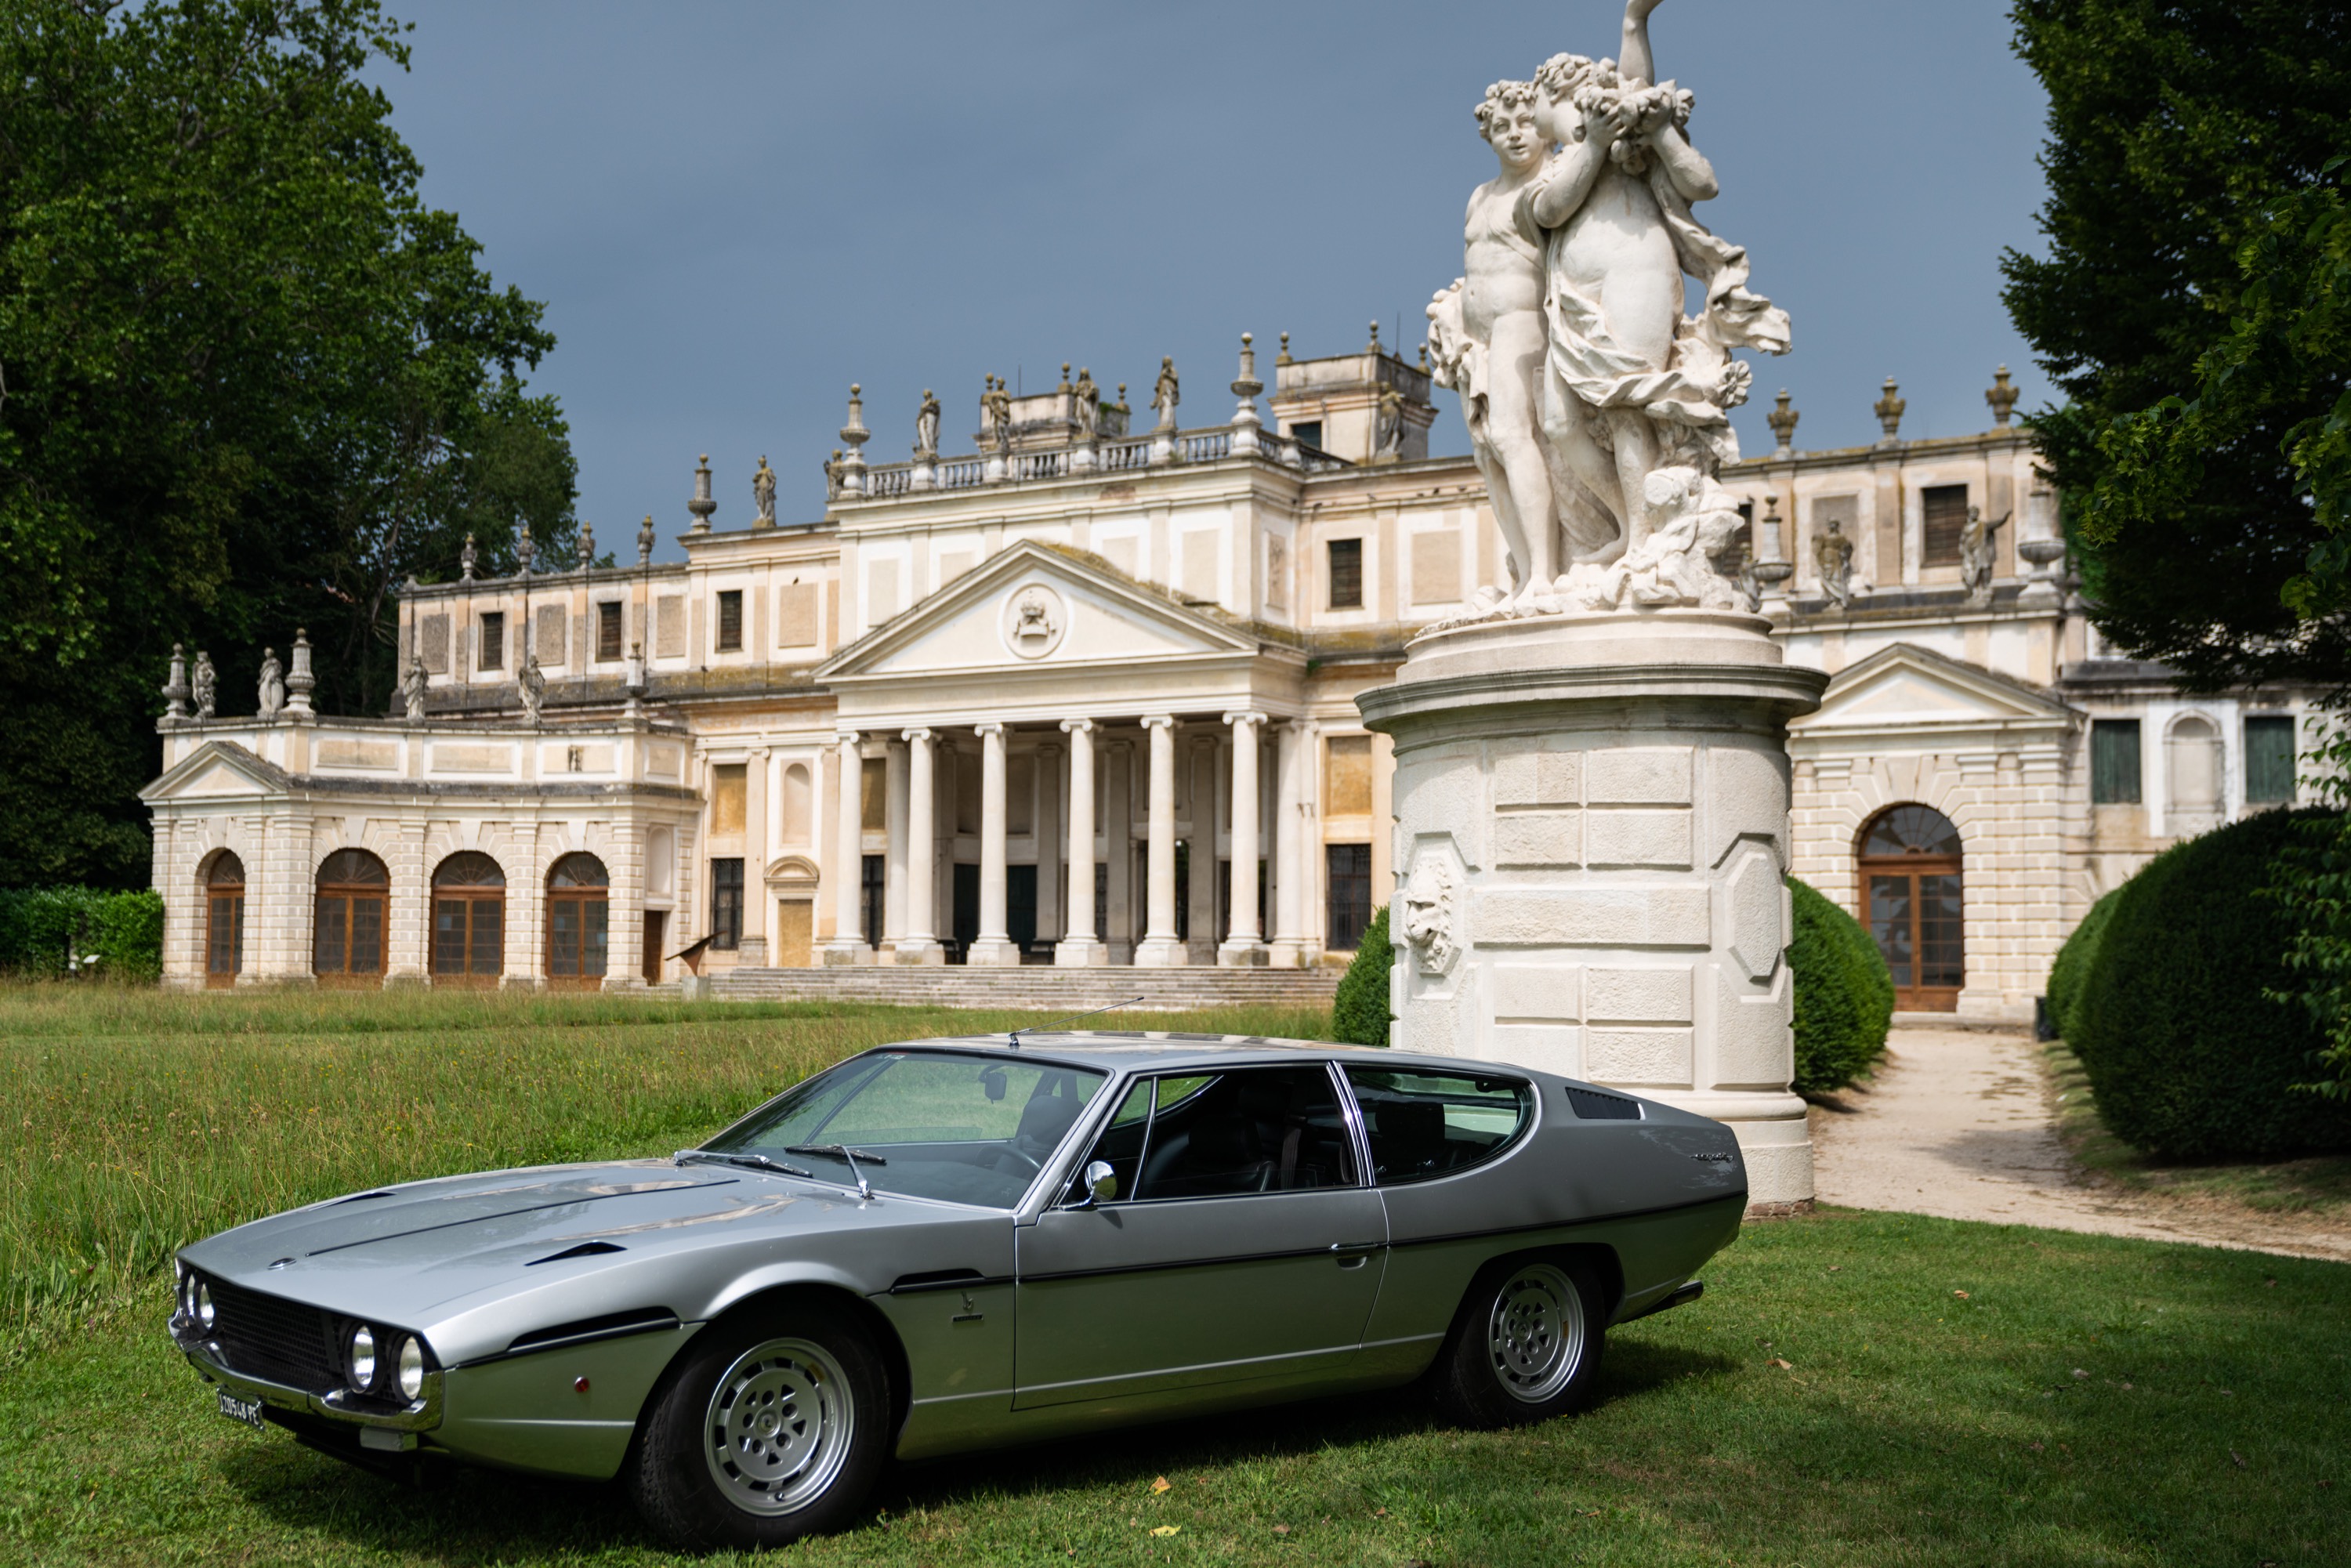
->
[504,1306,679,1356]
[527,1240,627,1266]
[1563,1086,1642,1121]
[330,1191,396,1204]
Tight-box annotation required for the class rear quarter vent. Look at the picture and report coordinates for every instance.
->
[1562,1085,1641,1121]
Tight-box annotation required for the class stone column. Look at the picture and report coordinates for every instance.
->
[967,722,1020,965]
[1359,610,1828,1211]
[1187,738,1217,962]
[1036,740,1063,943]
[821,730,868,965]
[1270,718,1317,969]
[1135,715,1186,966]
[1056,719,1106,965]
[1107,737,1135,964]
[1219,711,1269,965]
[739,747,770,965]
[896,729,943,963]
[882,737,909,957]
[386,819,429,987]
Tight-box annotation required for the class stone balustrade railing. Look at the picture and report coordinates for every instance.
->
[847,419,1351,500]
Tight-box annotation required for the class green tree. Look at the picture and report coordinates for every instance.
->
[2001,0,2351,690]
[0,0,574,886]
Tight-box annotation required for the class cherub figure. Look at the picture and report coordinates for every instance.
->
[1525,0,1788,569]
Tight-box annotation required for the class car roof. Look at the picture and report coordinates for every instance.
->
[865,1030,1528,1077]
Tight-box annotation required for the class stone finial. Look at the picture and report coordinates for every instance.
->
[161,644,190,720]
[516,523,536,578]
[1872,378,1906,446]
[636,514,655,567]
[839,387,869,452]
[192,650,216,719]
[285,628,316,715]
[1766,389,1799,458]
[687,454,717,532]
[1230,334,1264,455]
[1056,362,1073,394]
[1987,364,2020,429]
[576,519,596,570]
[1114,382,1128,415]
[1232,333,1262,400]
[459,531,477,582]
[1418,342,1431,374]
[1277,331,1293,365]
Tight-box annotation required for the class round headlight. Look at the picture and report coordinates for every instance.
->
[347,1324,377,1390]
[194,1281,216,1331]
[395,1335,425,1400]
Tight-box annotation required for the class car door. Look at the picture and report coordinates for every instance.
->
[1012,1063,1387,1410]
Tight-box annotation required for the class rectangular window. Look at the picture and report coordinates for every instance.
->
[478,611,505,672]
[1291,421,1323,451]
[1922,484,1969,567]
[861,854,885,948]
[710,858,744,951]
[710,763,747,835]
[2246,715,2297,804]
[715,589,744,653]
[1328,538,1364,609]
[1324,734,1373,817]
[2092,719,2143,804]
[1327,843,1371,951]
[596,600,623,661]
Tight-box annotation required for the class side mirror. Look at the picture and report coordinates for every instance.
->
[1071,1160,1118,1208]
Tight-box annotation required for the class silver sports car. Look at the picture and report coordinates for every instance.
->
[170,1031,1745,1551]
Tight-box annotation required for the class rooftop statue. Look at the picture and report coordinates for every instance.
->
[519,652,546,726]
[915,389,941,458]
[1429,0,1788,618]
[752,455,777,524]
[1073,367,1099,440]
[1813,518,1855,611]
[1152,357,1180,432]
[192,650,216,720]
[256,647,285,718]
[1961,505,2005,607]
[980,375,1012,452]
[400,652,429,722]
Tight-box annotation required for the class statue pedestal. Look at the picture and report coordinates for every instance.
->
[1359,609,1828,1209]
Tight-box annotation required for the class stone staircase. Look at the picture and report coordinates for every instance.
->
[704,965,1341,1012]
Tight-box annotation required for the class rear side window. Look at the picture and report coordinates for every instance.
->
[1071,1066,1359,1203]
[1346,1067,1533,1186]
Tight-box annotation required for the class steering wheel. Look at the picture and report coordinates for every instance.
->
[989,1144,1044,1176]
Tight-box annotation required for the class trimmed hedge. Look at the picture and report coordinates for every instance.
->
[1788,875,1896,1094]
[2045,885,2122,1047]
[2071,807,2351,1159]
[1333,904,1392,1047]
[0,887,165,980]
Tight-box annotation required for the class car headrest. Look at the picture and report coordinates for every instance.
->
[1016,1091,1085,1149]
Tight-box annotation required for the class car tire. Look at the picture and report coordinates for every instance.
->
[626,1302,891,1552]
[1429,1255,1607,1428]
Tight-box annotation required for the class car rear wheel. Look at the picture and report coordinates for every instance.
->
[627,1305,889,1552]
[1430,1256,1606,1427]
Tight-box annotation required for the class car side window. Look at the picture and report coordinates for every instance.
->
[1344,1067,1533,1186]
[1071,1066,1359,1204]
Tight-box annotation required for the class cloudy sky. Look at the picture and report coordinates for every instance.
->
[370,0,2053,557]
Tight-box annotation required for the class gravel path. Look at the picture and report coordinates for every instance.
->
[1808,1026,2351,1262]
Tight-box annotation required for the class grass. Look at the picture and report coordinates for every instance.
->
[2043,1037,2351,1219]
[2,985,2346,1566]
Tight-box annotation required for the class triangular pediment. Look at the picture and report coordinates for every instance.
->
[1791,643,2074,737]
[818,539,1262,683]
[139,740,291,802]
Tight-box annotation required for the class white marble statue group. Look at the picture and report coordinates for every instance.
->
[1426,0,1789,618]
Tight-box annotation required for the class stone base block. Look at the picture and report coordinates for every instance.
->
[1054,938,1110,967]
[679,975,715,1001]
[893,939,946,965]
[1132,936,1190,968]
[1217,940,1270,967]
[965,937,1023,968]
[820,942,868,967]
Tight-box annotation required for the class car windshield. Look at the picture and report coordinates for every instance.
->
[704,1051,1108,1208]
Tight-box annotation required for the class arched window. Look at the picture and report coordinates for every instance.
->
[2167,714,2224,835]
[1857,805,1963,1012]
[205,851,245,989]
[314,848,389,986]
[547,852,610,989]
[432,852,505,986]
[782,762,813,846]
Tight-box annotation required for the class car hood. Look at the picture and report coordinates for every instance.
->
[179,1159,886,1324]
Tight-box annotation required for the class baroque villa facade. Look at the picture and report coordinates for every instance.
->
[142,337,2316,1023]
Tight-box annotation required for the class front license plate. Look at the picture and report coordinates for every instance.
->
[216,1387,266,1430]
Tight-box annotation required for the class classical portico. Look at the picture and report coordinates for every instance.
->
[812,541,1318,968]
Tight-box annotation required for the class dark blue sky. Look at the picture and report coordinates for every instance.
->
[370,0,2052,557]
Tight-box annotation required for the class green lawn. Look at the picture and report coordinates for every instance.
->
[2,986,2345,1566]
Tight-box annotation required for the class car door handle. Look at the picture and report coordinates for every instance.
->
[1328,1240,1385,1255]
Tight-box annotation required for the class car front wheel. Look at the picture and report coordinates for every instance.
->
[628,1305,889,1552]
[1431,1256,1606,1427]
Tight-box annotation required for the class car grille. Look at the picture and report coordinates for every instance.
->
[202,1274,343,1394]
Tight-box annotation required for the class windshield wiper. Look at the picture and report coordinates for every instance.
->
[786,1143,887,1200]
[673,1150,813,1179]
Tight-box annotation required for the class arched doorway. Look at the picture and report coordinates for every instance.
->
[204,851,245,989]
[431,852,505,986]
[1858,805,1964,1012]
[314,848,389,987]
[546,852,610,990]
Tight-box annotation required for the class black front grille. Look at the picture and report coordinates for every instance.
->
[203,1274,342,1393]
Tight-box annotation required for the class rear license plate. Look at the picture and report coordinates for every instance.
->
[216,1387,265,1430]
